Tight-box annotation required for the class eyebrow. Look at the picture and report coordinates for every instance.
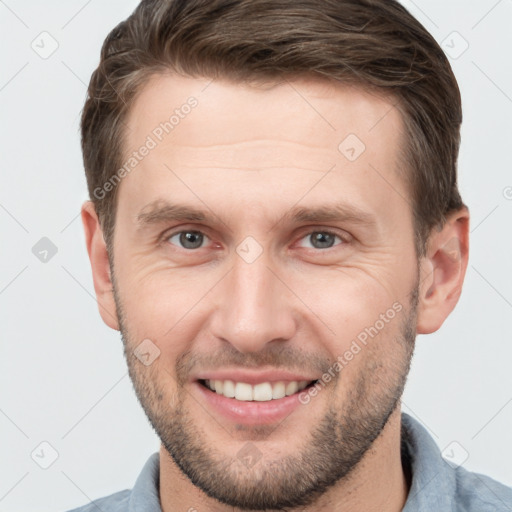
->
[136,199,377,231]
[283,204,377,227]
[137,201,207,227]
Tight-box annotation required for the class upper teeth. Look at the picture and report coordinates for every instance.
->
[204,379,311,401]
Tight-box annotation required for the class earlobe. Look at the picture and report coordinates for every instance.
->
[416,208,470,334]
[81,201,120,331]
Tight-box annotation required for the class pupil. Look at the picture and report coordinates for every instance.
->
[180,231,203,249]
[311,232,334,249]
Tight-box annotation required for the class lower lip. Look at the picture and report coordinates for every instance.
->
[194,381,309,425]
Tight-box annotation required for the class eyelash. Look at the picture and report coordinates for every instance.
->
[161,227,349,251]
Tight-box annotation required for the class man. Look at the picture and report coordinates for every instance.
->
[73,0,512,510]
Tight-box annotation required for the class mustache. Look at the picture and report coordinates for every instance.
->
[175,344,333,384]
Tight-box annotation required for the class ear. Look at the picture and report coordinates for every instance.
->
[416,207,470,334]
[81,201,119,331]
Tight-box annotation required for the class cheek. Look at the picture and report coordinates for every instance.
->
[115,258,218,340]
[289,266,408,345]
[121,296,199,361]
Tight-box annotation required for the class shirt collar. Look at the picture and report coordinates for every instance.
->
[401,412,456,511]
[128,452,161,511]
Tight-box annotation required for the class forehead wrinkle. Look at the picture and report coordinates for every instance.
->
[169,165,330,173]
[154,139,339,173]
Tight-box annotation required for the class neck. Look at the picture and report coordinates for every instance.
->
[159,407,410,512]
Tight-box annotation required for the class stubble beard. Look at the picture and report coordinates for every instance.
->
[113,277,417,511]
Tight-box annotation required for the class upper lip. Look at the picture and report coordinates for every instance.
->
[193,369,319,386]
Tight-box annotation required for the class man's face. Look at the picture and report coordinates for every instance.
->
[110,75,419,509]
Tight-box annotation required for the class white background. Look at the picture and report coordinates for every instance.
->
[1,1,511,510]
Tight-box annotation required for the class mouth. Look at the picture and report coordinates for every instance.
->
[198,378,320,402]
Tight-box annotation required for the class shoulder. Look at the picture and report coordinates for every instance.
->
[63,452,161,512]
[65,489,130,512]
[454,466,512,512]
[401,413,512,511]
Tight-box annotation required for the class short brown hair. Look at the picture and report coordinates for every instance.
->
[81,0,464,256]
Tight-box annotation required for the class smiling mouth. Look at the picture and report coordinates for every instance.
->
[198,379,319,402]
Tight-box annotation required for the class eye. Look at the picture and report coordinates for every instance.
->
[167,230,209,250]
[298,231,343,249]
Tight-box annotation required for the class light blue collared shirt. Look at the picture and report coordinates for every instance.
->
[66,413,512,511]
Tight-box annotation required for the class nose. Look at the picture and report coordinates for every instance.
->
[209,253,297,353]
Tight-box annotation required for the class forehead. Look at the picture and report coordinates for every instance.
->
[125,73,403,156]
[119,73,409,224]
